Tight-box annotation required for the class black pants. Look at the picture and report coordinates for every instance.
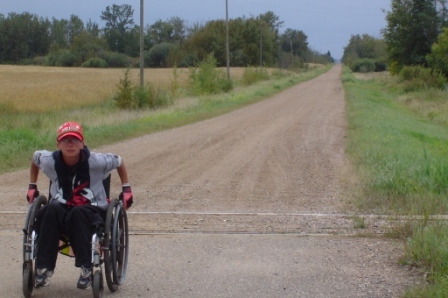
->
[35,203,106,271]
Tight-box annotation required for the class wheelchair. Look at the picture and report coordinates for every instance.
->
[22,176,129,298]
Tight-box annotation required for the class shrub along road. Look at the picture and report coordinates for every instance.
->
[0,65,421,297]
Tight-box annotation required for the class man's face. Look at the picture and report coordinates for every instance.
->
[57,136,84,158]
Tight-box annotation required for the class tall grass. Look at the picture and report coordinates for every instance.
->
[0,64,329,174]
[342,67,448,297]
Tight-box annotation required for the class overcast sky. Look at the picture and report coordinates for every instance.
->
[1,0,391,59]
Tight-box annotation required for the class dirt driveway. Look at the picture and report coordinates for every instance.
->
[0,65,421,297]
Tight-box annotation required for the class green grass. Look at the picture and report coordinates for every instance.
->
[343,68,448,215]
[342,67,448,297]
[0,65,330,174]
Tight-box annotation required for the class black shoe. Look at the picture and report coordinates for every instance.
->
[35,268,53,288]
[76,266,92,289]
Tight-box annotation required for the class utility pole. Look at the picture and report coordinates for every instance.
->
[139,0,144,87]
[225,0,230,79]
[259,23,263,67]
[290,39,293,68]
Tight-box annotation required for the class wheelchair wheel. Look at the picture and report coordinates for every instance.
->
[22,195,47,298]
[104,198,129,292]
[22,263,33,298]
[92,270,104,298]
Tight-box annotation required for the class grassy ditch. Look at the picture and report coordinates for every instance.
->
[342,68,448,297]
[0,65,330,174]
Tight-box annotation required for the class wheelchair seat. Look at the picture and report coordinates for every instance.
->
[58,213,105,258]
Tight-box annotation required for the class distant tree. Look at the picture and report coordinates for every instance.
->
[183,20,226,65]
[382,0,439,71]
[342,34,386,60]
[279,29,309,62]
[342,34,387,72]
[44,15,107,66]
[86,19,100,37]
[257,11,283,64]
[49,15,84,49]
[125,25,141,57]
[227,14,277,66]
[326,51,334,63]
[50,18,70,49]
[70,30,108,65]
[427,27,448,76]
[437,0,448,26]
[183,13,280,67]
[169,17,188,45]
[147,19,172,45]
[240,17,262,65]
[147,17,187,46]
[256,15,277,66]
[101,4,135,53]
[0,14,4,62]
[187,21,204,36]
[257,11,283,42]
[67,15,84,45]
[0,12,50,63]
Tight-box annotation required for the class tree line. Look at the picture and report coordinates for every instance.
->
[342,0,448,77]
[0,5,334,68]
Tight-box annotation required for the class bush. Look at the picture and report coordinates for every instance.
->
[388,61,403,75]
[350,58,376,73]
[427,27,448,77]
[189,54,231,95]
[374,60,387,72]
[349,58,387,73]
[56,50,76,67]
[134,84,171,109]
[100,51,130,68]
[144,43,172,67]
[20,59,35,65]
[81,58,108,68]
[242,67,270,86]
[399,65,447,91]
[45,49,76,67]
[219,78,233,93]
[399,65,424,81]
[114,69,135,109]
[114,69,173,110]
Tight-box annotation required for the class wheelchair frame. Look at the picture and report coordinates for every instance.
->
[22,181,129,298]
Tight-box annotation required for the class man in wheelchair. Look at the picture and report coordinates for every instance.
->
[26,121,133,290]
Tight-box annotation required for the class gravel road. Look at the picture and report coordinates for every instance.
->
[0,65,422,297]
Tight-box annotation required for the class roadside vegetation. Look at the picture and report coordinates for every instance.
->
[0,63,329,174]
[341,1,448,294]
[342,66,448,297]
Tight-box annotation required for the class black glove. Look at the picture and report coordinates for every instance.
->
[119,185,133,210]
[26,183,39,204]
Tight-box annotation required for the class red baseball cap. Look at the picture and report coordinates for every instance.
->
[57,122,84,142]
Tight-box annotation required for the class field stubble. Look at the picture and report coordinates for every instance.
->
[0,65,246,112]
